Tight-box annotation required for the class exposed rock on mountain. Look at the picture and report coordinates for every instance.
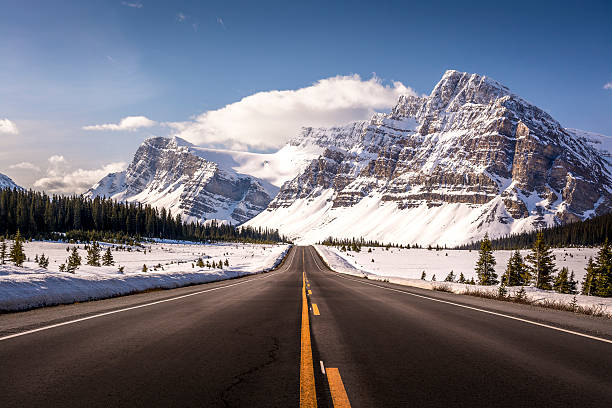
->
[246,70,612,246]
[87,137,277,224]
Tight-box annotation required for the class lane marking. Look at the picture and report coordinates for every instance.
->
[300,256,318,407]
[327,368,351,408]
[0,247,298,343]
[320,360,326,375]
[307,247,612,345]
[312,303,320,316]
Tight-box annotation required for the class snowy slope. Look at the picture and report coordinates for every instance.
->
[0,173,21,190]
[0,241,290,312]
[247,70,612,245]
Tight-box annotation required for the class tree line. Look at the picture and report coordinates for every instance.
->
[0,188,286,243]
[472,232,611,297]
[456,212,611,250]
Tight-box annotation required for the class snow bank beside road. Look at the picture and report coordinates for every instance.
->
[313,245,612,314]
[0,243,290,312]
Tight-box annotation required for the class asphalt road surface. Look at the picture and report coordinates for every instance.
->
[1,246,611,407]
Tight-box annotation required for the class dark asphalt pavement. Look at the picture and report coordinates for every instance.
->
[1,246,610,407]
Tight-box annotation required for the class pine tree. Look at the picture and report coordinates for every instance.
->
[568,271,578,295]
[525,232,556,290]
[431,274,436,282]
[420,271,426,280]
[66,247,81,273]
[102,247,114,266]
[38,253,49,269]
[9,230,26,267]
[553,267,571,294]
[224,259,229,267]
[458,272,466,283]
[444,270,456,282]
[592,239,612,297]
[582,257,597,296]
[142,264,148,272]
[502,250,528,286]
[196,257,205,268]
[475,234,498,285]
[86,241,101,267]
[0,236,7,264]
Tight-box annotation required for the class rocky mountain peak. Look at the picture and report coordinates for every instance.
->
[247,70,612,245]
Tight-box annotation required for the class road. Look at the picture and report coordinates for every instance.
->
[1,246,611,407]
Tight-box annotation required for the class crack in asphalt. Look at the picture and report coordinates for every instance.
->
[219,335,281,407]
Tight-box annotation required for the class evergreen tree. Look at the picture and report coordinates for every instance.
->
[568,271,578,295]
[66,247,81,273]
[224,258,229,267]
[86,241,101,266]
[102,247,114,266]
[458,272,466,283]
[525,232,556,290]
[37,253,49,269]
[0,236,6,264]
[9,230,26,267]
[196,257,205,268]
[582,257,597,296]
[444,271,456,282]
[592,239,612,297]
[553,267,571,294]
[502,250,528,286]
[475,233,498,285]
[142,264,148,272]
[420,271,426,280]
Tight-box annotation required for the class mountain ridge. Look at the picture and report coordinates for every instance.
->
[245,70,612,245]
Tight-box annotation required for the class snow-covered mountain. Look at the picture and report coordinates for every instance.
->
[246,70,612,246]
[86,135,327,224]
[0,173,21,190]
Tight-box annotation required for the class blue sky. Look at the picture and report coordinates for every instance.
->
[1,0,611,192]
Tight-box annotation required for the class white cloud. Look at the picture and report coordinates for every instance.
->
[604,82,612,90]
[121,1,143,8]
[83,115,157,131]
[175,74,415,150]
[34,157,126,194]
[177,12,187,22]
[0,118,19,135]
[10,162,41,172]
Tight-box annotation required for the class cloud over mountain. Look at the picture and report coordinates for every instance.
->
[174,75,415,150]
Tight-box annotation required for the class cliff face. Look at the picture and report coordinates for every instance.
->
[87,137,274,224]
[247,70,612,245]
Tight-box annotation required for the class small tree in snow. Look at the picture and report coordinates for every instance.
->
[9,230,26,267]
[475,234,497,285]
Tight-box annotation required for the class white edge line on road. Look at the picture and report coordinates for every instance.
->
[0,247,298,343]
[308,247,612,345]
[320,360,326,375]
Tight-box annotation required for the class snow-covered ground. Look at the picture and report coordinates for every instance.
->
[314,245,612,314]
[0,241,290,312]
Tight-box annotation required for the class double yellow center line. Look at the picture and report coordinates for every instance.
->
[300,249,351,408]
[300,251,318,407]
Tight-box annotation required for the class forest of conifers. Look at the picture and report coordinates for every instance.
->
[456,212,611,250]
[0,188,285,243]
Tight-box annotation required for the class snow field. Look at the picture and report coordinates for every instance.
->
[0,241,291,312]
[314,245,612,313]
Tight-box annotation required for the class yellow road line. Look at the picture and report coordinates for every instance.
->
[326,368,351,408]
[300,267,317,407]
[312,303,320,316]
